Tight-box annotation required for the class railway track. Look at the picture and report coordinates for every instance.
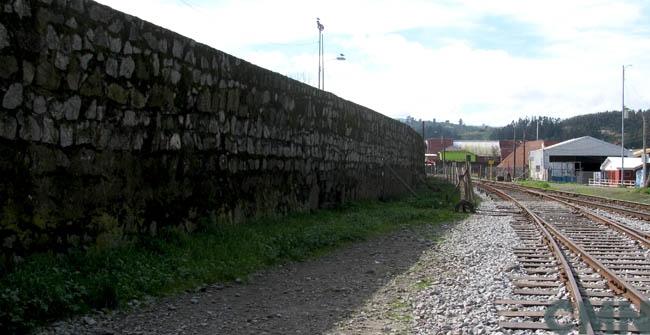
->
[478,182,650,333]
[486,181,650,222]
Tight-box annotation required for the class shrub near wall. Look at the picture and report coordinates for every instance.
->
[0,0,424,262]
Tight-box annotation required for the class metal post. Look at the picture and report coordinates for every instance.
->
[621,65,625,186]
[523,128,526,179]
[317,18,324,90]
[639,111,648,187]
[322,33,325,90]
[512,127,516,180]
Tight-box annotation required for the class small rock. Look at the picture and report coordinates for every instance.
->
[190,297,199,304]
[82,316,97,326]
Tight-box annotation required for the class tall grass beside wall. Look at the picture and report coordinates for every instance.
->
[0,178,462,333]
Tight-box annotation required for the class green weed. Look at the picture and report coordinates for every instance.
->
[0,178,461,333]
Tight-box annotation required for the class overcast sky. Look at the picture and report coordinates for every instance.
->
[96,0,650,126]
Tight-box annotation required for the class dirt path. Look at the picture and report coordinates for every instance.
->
[41,223,451,335]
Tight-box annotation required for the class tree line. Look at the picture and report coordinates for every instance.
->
[401,110,649,148]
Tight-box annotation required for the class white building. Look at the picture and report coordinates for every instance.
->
[529,136,631,183]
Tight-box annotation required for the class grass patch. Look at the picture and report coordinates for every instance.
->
[516,180,650,204]
[413,278,433,290]
[0,178,462,332]
[517,180,551,189]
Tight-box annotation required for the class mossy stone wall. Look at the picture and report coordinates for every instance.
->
[0,0,424,260]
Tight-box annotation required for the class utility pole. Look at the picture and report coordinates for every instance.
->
[640,111,648,187]
[621,65,624,186]
[523,128,527,179]
[512,126,516,181]
[317,18,324,90]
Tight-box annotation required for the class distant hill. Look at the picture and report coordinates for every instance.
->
[399,116,495,140]
[401,110,649,149]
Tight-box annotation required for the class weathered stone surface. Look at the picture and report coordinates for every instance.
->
[197,89,211,112]
[2,83,23,109]
[54,51,69,70]
[45,25,59,49]
[0,23,8,50]
[71,34,82,50]
[0,0,423,260]
[109,37,122,53]
[0,55,18,79]
[105,57,118,77]
[63,96,81,120]
[33,95,47,114]
[60,123,74,147]
[36,61,60,90]
[42,117,58,143]
[169,133,181,150]
[107,83,128,104]
[172,39,183,58]
[0,114,18,139]
[85,99,97,119]
[123,41,133,55]
[19,115,42,141]
[130,89,146,108]
[65,17,78,29]
[119,57,135,78]
[22,60,35,84]
[122,110,136,126]
[79,69,102,96]
[79,53,93,70]
[13,0,31,18]
[69,0,84,13]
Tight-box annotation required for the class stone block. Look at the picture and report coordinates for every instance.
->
[36,61,60,90]
[0,55,18,79]
[19,114,42,141]
[0,23,8,50]
[119,56,135,78]
[107,84,128,104]
[33,95,47,114]
[14,0,31,18]
[0,114,18,139]
[22,60,35,84]
[2,83,23,109]
[54,51,69,70]
[122,110,136,126]
[105,57,118,77]
[130,89,146,108]
[60,123,74,147]
[109,36,122,53]
[45,25,59,50]
[63,96,81,120]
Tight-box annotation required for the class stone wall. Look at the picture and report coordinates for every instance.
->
[0,0,424,259]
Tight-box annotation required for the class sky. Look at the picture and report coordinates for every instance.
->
[96,0,650,127]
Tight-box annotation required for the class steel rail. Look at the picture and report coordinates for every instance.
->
[478,182,596,334]
[488,180,650,221]
[479,181,650,312]
[487,181,650,246]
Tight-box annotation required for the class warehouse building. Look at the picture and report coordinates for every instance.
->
[529,136,631,183]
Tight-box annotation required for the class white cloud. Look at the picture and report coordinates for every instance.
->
[96,0,650,127]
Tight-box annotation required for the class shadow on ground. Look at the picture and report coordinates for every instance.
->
[46,224,452,335]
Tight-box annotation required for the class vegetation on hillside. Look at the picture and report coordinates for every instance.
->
[402,110,649,148]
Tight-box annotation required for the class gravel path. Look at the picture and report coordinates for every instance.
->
[39,194,529,335]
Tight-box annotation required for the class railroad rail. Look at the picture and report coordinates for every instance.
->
[485,180,650,222]
[478,182,650,333]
